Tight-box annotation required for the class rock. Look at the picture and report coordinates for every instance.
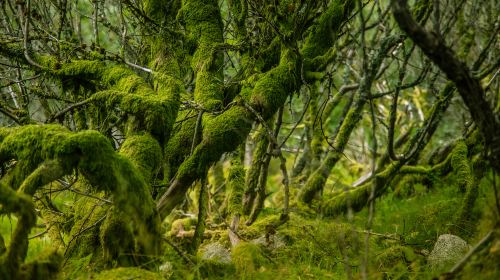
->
[251,234,286,251]
[199,242,231,264]
[428,234,469,271]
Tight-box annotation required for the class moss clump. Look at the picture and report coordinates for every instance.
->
[169,217,197,237]
[231,242,268,275]
[240,214,283,239]
[119,134,162,183]
[249,51,297,119]
[54,60,181,144]
[227,0,248,39]
[93,267,163,280]
[90,82,180,145]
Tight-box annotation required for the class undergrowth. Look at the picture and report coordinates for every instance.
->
[1,163,498,280]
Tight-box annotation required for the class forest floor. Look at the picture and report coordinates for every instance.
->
[1,172,499,279]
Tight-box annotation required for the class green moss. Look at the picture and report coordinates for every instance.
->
[99,208,135,266]
[157,0,355,217]
[119,134,162,183]
[231,242,267,275]
[90,77,180,145]
[299,82,371,205]
[163,112,198,182]
[174,106,253,189]
[227,0,248,39]
[93,267,163,280]
[243,127,269,215]
[239,214,282,239]
[64,195,108,260]
[144,0,181,22]
[322,184,371,216]
[55,60,104,80]
[191,180,209,253]
[0,125,161,268]
[372,245,423,279]
[180,0,224,111]
[225,154,245,216]
[302,0,354,63]
[298,160,336,204]
[197,258,236,278]
[376,245,408,267]
[158,53,294,217]
[450,141,473,193]
[18,160,66,196]
[169,217,197,237]
[54,60,181,144]
[450,140,477,236]
[249,52,297,119]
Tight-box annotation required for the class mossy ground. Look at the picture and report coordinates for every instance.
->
[2,168,496,279]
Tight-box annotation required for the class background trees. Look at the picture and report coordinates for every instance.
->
[0,0,499,279]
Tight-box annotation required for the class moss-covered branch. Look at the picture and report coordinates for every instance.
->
[298,35,402,204]
[180,0,224,111]
[243,126,269,215]
[0,182,37,279]
[320,84,456,216]
[225,151,246,218]
[0,41,181,145]
[0,125,161,267]
[156,0,355,218]
[392,0,500,173]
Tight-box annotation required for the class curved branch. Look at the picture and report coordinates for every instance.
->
[391,0,500,172]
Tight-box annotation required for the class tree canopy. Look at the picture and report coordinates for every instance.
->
[0,0,499,279]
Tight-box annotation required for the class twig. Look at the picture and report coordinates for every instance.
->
[47,99,92,123]
[21,0,43,69]
[57,179,113,204]
[29,225,51,239]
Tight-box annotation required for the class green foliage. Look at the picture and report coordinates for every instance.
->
[1,0,499,279]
